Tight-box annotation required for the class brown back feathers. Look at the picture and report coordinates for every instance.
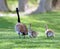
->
[15,23,28,35]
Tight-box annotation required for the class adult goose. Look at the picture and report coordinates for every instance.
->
[15,8,28,38]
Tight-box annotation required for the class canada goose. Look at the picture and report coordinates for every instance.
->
[45,24,54,38]
[28,24,37,38]
[15,8,28,38]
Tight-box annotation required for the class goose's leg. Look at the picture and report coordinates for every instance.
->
[24,35,25,39]
[22,32,26,39]
[18,32,20,38]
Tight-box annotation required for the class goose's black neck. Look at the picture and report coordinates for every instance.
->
[16,8,21,23]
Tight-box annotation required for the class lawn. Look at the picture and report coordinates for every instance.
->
[0,12,60,49]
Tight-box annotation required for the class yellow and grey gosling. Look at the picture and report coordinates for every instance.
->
[28,24,37,38]
[45,24,55,38]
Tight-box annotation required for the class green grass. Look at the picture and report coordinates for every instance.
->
[0,12,60,49]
